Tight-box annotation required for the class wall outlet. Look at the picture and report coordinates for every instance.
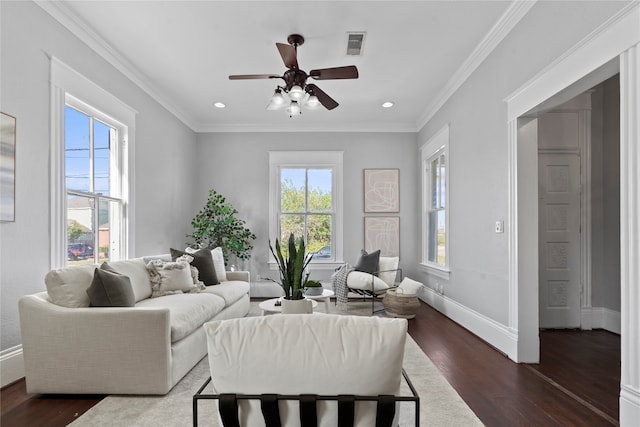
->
[495,220,504,233]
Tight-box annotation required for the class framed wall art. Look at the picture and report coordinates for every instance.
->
[363,168,399,213]
[1,112,16,222]
[364,216,399,257]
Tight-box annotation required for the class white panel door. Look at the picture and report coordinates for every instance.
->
[538,153,581,328]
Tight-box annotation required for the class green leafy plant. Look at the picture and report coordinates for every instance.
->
[187,189,256,262]
[269,233,313,300]
[303,280,322,288]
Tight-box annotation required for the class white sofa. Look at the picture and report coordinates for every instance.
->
[18,253,250,395]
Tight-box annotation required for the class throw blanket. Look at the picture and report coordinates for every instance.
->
[331,263,354,305]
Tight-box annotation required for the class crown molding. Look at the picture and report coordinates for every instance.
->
[193,121,418,133]
[34,0,197,130]
[415,0,537,131]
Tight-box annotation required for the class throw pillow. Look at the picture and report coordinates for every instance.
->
[399,277,423,295]
[86,263,135,307]
[186,246,227,282]
[378,256,399,286]
[211,247,228,282]
[170,248,219,285]
[146,256,204,297]
[354,249,380,274]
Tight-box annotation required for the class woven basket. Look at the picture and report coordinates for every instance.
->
[383,288,420,319]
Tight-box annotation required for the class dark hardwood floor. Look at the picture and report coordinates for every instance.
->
[1,301,620,427]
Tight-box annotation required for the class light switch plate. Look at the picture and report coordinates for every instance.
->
[495,220,504,233]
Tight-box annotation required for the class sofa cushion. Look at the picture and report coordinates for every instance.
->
[106,258,152,302]
[201,280,249,306]
[136,293,225,342]
[171,248,218,286]
[86,265,135,307]
[45,264,97,307]
[354,249,380,274]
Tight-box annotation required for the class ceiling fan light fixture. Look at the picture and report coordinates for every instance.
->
[306,95,321,109]
[287,100,302,117]
[213,102,226,108]
[382,101,394,108]
[270,88,285,105]
[288,85,305,101]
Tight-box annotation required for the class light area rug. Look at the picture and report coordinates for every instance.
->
[69,301,483,427]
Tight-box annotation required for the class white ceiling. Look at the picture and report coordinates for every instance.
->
[43,1,526,132]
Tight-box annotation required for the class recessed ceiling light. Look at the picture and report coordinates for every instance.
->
[382,101,394,108]
[213,102,226,109]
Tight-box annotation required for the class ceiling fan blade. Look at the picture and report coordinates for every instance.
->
[309,65,358,80]
[276,43,298,69]
[229,74,281,80]
[306,84,339,110]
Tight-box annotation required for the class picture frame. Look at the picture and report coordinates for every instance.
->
[364,216,400,257]
[1,112,16,222]
[363,168,399,213]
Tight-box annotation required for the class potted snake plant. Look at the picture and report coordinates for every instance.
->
[269,233,314,313]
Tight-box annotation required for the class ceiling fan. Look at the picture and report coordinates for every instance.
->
[229,34,359,117]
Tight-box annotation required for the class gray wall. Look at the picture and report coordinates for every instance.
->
[0,2,197,350]
[591,76,621,311]
[193,132,419,283]
[415,1,629,325]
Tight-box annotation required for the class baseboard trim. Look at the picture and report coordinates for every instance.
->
[620,384,640,426]
[418,287,519,361]
[1,345,24,388]
[582,307,621,334]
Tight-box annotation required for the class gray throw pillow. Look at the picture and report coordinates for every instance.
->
[86,263,135,307]
[354,249,381,274]
[170,248,219,285]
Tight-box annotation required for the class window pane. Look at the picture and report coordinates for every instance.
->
[98,198,122,263]
[307,169,332,212]
[281,168,305,212]
[431,157,439,209]
[438,154,446,208]
[65,106,90,192]
[427,210,437,263]
[307,214,332,259]
[437,209,446,265]
[94,120,111,196]
[67,194,95,265]
[280,214,304,241]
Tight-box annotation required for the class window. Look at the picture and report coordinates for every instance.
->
[421,125,450,277]
[51,58,135,268]
[269,151,343,268]
[64,102,124,265]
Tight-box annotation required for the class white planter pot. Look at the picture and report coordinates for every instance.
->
[304,287,323,296]
[281,298,313,314]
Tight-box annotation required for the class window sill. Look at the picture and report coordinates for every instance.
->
[419,263,451,280]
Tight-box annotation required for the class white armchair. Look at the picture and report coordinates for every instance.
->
[347,255,402,314]
[196,314,418,426]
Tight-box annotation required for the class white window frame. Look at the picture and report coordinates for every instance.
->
[50,57,136,268]
[420,124,451,279]
[269,151,343,271]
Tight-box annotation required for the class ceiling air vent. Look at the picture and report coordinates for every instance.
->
[346,32,366,56]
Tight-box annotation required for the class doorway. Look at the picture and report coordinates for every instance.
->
[506,11,640,421]
[536,77,621,332]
